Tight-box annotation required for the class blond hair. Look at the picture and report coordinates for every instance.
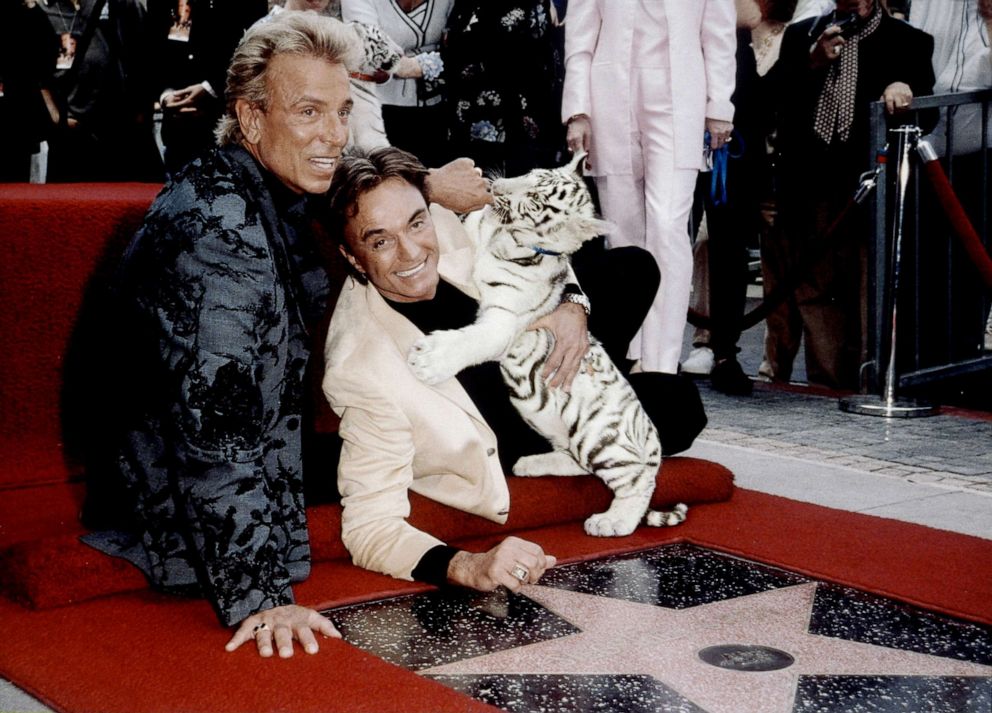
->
[215,12,360,146]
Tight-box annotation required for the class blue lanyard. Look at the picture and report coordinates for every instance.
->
[704,130,745,206]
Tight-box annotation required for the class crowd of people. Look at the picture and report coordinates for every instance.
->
[0,0,989,658]
[2,0,986,386]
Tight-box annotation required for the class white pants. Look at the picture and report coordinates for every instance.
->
[596,69,697,373]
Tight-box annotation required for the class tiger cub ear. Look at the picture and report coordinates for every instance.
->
[558,215,615,241]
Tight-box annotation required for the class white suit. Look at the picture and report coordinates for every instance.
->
[562,0,736,372]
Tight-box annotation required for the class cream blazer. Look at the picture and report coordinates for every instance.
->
[321,206,510,581]
[560,0,737,173]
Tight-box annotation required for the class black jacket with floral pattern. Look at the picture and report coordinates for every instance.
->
[83,145,331,627]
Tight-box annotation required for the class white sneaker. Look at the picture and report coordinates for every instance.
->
[757,359,774,382]
[681,346,714,376]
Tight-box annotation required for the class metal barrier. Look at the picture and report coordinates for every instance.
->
[864,89,992,395]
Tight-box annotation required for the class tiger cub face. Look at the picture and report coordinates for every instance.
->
[489,152,613,255]
[349,21,403,75]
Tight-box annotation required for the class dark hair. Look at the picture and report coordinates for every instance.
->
[323,147,431,281]
[763,0,799,23]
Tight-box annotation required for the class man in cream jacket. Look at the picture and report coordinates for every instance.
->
[321,147,706,592]
[321,148,571,592]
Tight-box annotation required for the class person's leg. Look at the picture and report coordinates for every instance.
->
[796,196,859,389]
[706,167,753,364]
[595,166,648,363]
[573,242,660,372]
[682,184,716,376]
[704,156,757,394]
[761,195,803,382]
[638,128,697,373]
[619,64,695,374]
[627,371,706,456]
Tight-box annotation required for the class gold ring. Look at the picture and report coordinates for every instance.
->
[511,565,528,582]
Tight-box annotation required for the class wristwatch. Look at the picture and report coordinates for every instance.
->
[561,291,591,316]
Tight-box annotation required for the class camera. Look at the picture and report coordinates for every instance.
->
[832,12,861,38]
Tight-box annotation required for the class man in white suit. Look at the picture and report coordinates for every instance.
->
[562,0,738,373]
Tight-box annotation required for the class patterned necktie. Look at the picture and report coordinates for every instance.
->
[812,4,883,145]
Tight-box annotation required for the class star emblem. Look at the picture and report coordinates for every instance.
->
[422,583,991,713]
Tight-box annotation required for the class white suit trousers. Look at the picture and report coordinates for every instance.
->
[596,69,698,373]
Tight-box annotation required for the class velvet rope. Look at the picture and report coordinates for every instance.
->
[688,147,992,332]
[687,180,866,331]
[918,149,992,289]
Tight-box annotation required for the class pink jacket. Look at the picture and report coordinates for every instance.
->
[561,0,737,173]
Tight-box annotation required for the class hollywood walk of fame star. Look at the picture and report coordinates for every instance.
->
[421,583,991,713]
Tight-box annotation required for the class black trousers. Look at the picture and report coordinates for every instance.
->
[693,158,758,363]
[573,241,707,457]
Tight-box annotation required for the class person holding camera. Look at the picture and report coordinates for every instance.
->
[762,0,934,389]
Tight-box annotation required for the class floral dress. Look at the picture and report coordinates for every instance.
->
[443,0,565,175]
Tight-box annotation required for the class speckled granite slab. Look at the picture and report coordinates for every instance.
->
[325,544,991,713]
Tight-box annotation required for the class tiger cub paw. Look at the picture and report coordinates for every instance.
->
[512,452,588,477]
[584,512,639,538]
[645,503,688,527]
[407,331,469,384]
[511,455,549,477]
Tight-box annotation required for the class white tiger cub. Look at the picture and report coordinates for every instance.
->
[343,21,403,153]
[407,153,688,537]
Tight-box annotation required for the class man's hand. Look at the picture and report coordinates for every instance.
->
[447,536,557,592]
[425,158,492,213]
[161,83,212,117]
[811,25,846,69]
[527,301,590,392]
[225,604,341,659]
[705,118,733,149]
[565,114,592,169]
[881,82,913,115]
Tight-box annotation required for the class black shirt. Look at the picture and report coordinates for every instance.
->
[387,279,549,584]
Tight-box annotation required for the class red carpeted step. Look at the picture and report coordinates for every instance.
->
[0,457,733,610]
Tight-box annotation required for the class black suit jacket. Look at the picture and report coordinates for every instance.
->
[773,12,935,179]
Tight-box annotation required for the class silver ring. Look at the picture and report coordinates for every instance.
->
[833,45,841,55]
[252,622,270,636]
[511,565,529,582]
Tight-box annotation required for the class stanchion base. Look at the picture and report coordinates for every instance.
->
[839,395,939,418]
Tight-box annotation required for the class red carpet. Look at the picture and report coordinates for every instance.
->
[0,457,733,610]
[1,488,989,713]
